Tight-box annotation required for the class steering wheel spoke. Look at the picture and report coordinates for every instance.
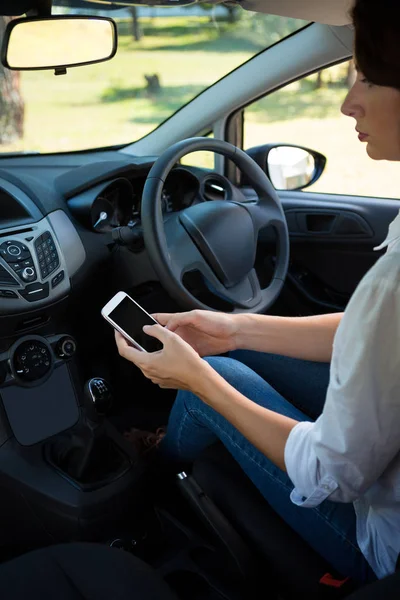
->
[199,266,263,309]
[164,212,207,278]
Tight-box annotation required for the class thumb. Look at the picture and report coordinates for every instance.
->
[162,311,197,333]
[143,323,170,341]
[151,313,171,326]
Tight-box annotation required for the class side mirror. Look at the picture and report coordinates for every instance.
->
[246,143,326,191]
[1,16,117,74]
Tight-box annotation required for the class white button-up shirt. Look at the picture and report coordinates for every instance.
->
[284,210,400,579]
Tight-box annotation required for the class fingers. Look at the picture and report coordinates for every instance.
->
[115,330,148,365]
[152,311,198,333]
[151,313,172,326]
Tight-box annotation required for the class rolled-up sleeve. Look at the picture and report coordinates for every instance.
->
[285,422,339,507]
[283,259,400,508]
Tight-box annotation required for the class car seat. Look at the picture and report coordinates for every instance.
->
[191,442,398,600]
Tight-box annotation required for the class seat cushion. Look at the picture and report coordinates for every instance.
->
[0,542,177,600]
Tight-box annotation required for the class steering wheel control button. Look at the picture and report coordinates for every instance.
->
[19,282,49,302]
[0,289,18,298]
[51,270,65,288]
[21,267,36,283]
[35,231,59,279]
[56,336,77,359]
[12,340,53,383]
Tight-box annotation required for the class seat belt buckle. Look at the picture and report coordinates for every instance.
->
[319,573,351,588]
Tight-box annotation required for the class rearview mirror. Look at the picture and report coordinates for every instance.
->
[246,143,326,191]
[1,16,117,73]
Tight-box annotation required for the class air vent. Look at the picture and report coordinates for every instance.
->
[203,178,228,202]
[0,265,18,287]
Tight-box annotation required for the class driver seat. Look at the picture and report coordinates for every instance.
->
[192,443,378,599]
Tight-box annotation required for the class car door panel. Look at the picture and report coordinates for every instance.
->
[273,191,400,315]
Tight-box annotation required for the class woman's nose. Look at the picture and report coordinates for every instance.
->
[341,88,363,119]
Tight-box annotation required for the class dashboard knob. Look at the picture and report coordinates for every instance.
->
[21,267,36,282]
[56,336,77,359]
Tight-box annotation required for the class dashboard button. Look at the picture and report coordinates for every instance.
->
[7,245,22,257]
[19,282,49,302]
[51,270,65,288]
[56,336,76,358]
[21,267,36,283]
[22,259,33,267]
[11,263,22,272]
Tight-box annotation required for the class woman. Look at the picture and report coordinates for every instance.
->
[115,0,400,584]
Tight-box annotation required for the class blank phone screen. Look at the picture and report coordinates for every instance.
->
[109,296,163,352]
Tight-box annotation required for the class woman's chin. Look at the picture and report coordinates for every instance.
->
[366,141,400,161]
[366,142,384,160]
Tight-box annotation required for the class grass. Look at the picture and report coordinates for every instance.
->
[0,15,399,199]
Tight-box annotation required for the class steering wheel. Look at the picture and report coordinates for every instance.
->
[141,138,289,314]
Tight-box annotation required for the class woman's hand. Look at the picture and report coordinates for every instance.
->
[151,310,239,357]
[114,326,209,391]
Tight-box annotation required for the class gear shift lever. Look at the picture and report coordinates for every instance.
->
[48,377,120,484]
[83,378,113,422]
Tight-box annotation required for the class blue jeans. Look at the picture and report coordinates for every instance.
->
[161,350,376,585]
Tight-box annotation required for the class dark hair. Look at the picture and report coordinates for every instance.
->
[352,0,400,89]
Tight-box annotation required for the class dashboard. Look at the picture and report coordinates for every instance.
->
[88,167,202,232]
[0,149,239,324]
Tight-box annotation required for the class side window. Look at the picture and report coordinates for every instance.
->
[244,61,400,199]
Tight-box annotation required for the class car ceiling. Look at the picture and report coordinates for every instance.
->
[1,0,353,25]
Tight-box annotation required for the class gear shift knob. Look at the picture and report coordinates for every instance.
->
[83,378,113,421]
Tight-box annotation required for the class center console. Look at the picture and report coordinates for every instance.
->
[0,333,146,550]
[0,182,148,551]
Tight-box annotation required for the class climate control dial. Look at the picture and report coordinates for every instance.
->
[10,338,53,384]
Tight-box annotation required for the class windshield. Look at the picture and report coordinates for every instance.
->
[0,7,306,155]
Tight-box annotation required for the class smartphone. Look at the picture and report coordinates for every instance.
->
[101,291,163,353]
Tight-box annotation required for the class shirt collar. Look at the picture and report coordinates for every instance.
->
[373,209,400,251]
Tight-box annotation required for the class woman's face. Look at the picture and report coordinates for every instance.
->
[341,70,400,161]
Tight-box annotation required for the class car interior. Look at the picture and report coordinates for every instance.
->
[0,0,399,598]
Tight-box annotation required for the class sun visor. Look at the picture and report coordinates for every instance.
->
[238,0,353,25]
